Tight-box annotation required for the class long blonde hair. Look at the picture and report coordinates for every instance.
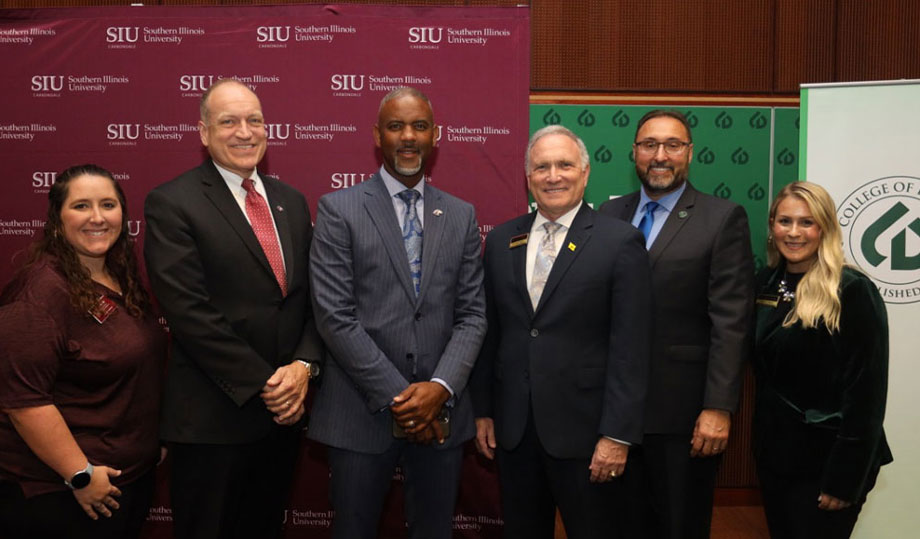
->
[767,182,844,332]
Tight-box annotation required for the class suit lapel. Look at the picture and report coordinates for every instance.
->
[615,192,641,221]
[263,177,295,287]
[199,163,277,281]
[363,175,417,303]
[418,186,444,302]
[534,204,594,315]
[648,184,697,267]
[512,213,537,316]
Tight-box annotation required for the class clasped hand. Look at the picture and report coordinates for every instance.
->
[261,361,309,425]
[391,382,449,445]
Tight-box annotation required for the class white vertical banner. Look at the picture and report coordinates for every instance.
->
[801,79,920,537]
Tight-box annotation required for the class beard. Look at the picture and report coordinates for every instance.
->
[390,144,425,178]
[395,160,423,177]
[636,161,688,196]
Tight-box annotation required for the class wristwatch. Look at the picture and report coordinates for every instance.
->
[297,360,321,380]
[65,463,94,490]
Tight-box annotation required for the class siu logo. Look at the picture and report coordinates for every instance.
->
[179,75,216,92]
[408,27,443,44]
[32,171,56,188]
[127,220,141,237]
[106,27,139,43]
[265,124,291,141]
[330,75,365,92]
[107,124,140,141]
[256,26,290,43]
[31,75,64,92]
[331,173,369,189]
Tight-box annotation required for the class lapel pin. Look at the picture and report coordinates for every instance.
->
[678,210,688,219]
[567,242,577,251]
[433,209,443,216]
[509,233,528,248]
[276,205,284,212]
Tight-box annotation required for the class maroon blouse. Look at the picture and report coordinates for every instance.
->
[0,259,166,497]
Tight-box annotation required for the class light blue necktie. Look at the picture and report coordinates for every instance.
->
[638,201,660,243]
[397,189,423,296]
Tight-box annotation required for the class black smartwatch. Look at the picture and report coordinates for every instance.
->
[65,463,94,490]
[297,360,321,380]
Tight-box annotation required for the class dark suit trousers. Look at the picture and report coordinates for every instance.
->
[758,465,879,539]
[169,426,300,539]
[0,470,154,539]
[621,433,719,539]
[327,440,463,539]
[497,411,626,539]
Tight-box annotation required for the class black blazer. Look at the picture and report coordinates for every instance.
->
[472,204,652,457]
[144,161,321,444]
[599,183,755,433]
[753,265,893,502]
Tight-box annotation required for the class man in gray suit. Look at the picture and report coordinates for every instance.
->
[308,87,487,539]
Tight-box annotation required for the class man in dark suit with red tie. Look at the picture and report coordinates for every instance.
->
[599,110,755,539]
[144,78,322,539]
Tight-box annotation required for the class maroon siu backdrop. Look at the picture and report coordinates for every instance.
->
[1,4,529,538]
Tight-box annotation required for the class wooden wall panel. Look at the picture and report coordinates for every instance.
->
[774,0,836,92]
[533,0,775,92]
[836,0,920,83]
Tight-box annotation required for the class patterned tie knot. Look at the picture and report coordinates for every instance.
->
[242,177,257,193]
[397,189,420,206]
[543,221,562,237]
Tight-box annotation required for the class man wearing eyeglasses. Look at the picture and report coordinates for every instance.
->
[599,110,755,539]
[145,79,322,539]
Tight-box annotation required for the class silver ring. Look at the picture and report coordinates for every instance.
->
[407,420,416,428]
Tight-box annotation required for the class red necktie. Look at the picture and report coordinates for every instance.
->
[242,178,287,296]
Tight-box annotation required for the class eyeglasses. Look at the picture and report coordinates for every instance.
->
[634,139,691,155]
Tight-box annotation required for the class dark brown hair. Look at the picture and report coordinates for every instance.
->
[2,164,150,318]
[634,109,693,143]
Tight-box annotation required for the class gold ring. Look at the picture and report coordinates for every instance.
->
[609,470,617,478]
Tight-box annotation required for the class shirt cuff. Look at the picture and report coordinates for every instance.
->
[431,378,455,405]
[603,436,631,446]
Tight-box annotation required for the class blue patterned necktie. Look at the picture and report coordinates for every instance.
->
[397,189,423,296]
[638,201,660,244]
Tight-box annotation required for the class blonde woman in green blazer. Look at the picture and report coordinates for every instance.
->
[754,181,892,539]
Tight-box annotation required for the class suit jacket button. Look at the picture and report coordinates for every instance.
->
[406,353,414,360]
[415,312,422,321]
[530,328,539,337]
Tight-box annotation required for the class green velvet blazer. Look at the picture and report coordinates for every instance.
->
[753,265,893,502]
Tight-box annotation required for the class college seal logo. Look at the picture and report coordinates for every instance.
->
[838,176,920,304]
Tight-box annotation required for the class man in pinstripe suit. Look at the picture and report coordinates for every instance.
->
[307,87,487,539]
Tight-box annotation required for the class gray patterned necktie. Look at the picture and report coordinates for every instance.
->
[529,221,563,309]
[397,189,423,296]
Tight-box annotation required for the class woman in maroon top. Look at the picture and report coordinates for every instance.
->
[0,164,166,539]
